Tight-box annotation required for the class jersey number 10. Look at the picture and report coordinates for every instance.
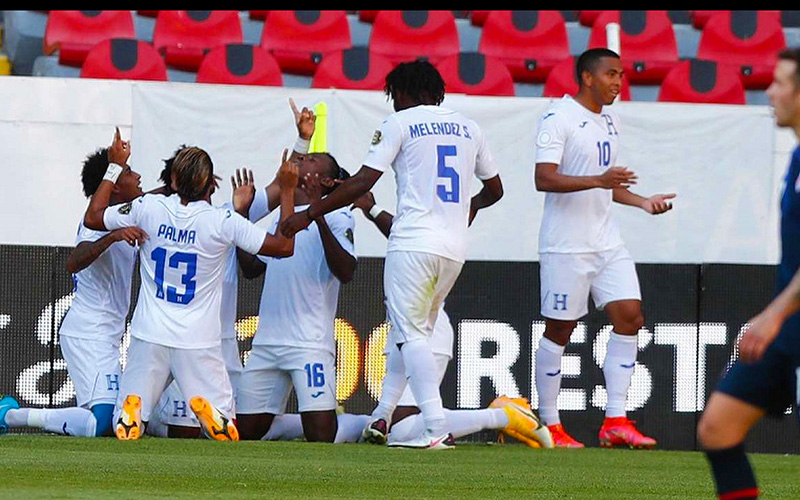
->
[151,247,198,305]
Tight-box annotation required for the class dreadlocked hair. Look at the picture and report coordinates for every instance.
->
[384,60,445,106]
[171,147,214,201]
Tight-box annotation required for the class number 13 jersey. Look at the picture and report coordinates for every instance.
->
[535,95,624,254]
[103,194,266,349]
[363,105,498,263]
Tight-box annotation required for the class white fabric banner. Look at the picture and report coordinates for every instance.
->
[0,76,789,264]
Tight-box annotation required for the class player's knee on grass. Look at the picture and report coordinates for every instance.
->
[237,413,275,440]
[301,410,337,442]
[91,404,114,437]
[168,425,202,439]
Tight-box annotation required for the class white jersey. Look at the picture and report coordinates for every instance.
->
[59,220,136,343]
[219,203,238,341]
[363,105,498,263]
[535,96,625,254]
[252,205,355,355]
[103,194,266,349]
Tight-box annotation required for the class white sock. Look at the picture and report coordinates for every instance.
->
[401,339,446,436]
[535,337,566,426]
[603,332,638,418]
[334,413,372,443]
[6,407,96,437]
[263,414,304,441]
[370,345,407,425]
[388,408,509,443]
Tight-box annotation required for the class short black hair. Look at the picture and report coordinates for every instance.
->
[576,48,620,86]
[159,144,189,191]
[778,47,800,87]
[80,147,110,197]
[318,152,349,195]
[384,60,446,106]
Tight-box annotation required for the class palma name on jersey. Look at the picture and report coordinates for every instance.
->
[157,224,196,245]
[409,121,472,140]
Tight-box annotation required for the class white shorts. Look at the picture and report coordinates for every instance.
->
[539,245,641,321]
[236,345,337,415]
[60,335,121,408]
[114,337,235,423]
[396,352,451,407]
[154,338,243,428]
[384,251,463,346]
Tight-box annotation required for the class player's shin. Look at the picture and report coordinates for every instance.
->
[401,339,446,436]
[535,337,566,425]
[603,331,638,418]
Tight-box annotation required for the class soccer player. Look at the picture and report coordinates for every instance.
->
[351,192,552,448]
[81,135,298,441]
[0,130,145,437]
[533,48,675,448]
[698,48,800,500]
[281,60,504,449]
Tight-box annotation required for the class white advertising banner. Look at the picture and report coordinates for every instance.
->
[0,76,789,264]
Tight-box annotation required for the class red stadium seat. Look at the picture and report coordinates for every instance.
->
[470,10,490,26]
[260,10,351,76]
[435,52,515,96]
[578,10,603,26]
[658,59,745,105]
[311,47,394,91]
[542,56,632,101]
[249,11,269,21]
[152,11,243,72]
[44,11,135,67]
[358,10,379,23]
[369,11,460,66]
[478,11,569,83]
[691,10,782,29]
[80,38,167,81]
[137,11,160,18]
[196,44,282,86]
[587,10,679,85]
[697,11,786,90]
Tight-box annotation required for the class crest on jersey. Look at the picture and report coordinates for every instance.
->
[536,130,552,148]
[371,130,382,145]
[118,202,132,215]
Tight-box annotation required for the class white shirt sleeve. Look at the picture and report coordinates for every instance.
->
[324,209,356,258]
[474,126,499,180]
[534,112,567,165]
[248,187,271,223]
[220,207,268,255]
[102,196,144,230]
[362,115,403,173]
[75,221,103,244]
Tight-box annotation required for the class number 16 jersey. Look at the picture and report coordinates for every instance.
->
[535,96,624,254]
[363,105,498,264]
[103,194,267,349]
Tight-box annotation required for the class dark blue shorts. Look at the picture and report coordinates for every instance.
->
[716,341,799,418]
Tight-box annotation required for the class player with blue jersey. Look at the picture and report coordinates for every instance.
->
[699,48,800,500]
[78,139,298,441]
[533,48,674,448]
[280,61,504,449]
[0,131,145,437]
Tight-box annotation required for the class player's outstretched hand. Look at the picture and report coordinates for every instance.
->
[277,149,300,191]
[351,191,376,214]
[112,227,148,246]
[599,166,637,189]
[302,172,323,203]
[642,193,676,215]
[290,98,316,140]
[108,126,131,166]
[738,309,783,363]
[231,168,256,217]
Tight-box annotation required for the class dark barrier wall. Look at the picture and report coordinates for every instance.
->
[1,245,797,453]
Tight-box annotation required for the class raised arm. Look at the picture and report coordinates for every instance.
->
[352,191,393,238]
[534,163,638,193]
[305,173,356,283]
[257,149,298,257]
[84,127,131,230]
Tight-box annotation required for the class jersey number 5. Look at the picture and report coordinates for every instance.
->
[151,247,197,305]
[436,144,460,203]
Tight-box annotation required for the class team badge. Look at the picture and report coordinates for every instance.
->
[371,130,382,145]
[118,202,132,215]
[344,228,354,244]
[536,130,552,148]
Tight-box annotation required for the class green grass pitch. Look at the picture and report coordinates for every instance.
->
[1,435,798,499]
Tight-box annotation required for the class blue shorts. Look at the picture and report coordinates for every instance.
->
[716,331,800,419]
